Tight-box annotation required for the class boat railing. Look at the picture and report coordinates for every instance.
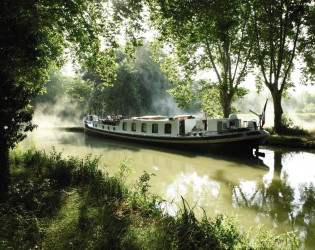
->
[204,131,216,136]
[101,119,120,126]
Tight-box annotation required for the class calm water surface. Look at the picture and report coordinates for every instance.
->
[19,128,315,249]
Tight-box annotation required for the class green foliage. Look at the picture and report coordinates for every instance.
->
[0,0,124,198]
[78,45,177,116]
[250,0,314,132]
[67,77,95,113]
[263,114,311,136]
[2,148,125,249]
[148,0,253,117]
[246,225,300,249]
[170,197,300,249]
[31,70,72,106]
[299,4,315,84]
[281,114,294,128]
[172,198,243,249]
[1,149,300,249]
[279,114,310,136]
[292,91,315,113]
[136,171,155,196]
[116,157,135,182]
[0,0,116,148]
[104,60,143,115]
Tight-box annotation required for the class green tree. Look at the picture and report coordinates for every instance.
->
[31,70,71,106]
[134,45,174,114]
[103,60,142,115]
[0,0,117,200]
[148,0,252,117]
[250,0,313,133]
[81,46,175,116]
[67,77,94,114]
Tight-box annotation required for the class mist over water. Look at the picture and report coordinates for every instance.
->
[32,96,82,128]
[32,91,315,130]
[235,90,315,129]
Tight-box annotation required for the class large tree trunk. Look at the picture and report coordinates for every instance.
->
[274,151,283,171]
[221,90,234,118]
[0,139,10,202]
[272,90,284,133]
[223,100,232,118]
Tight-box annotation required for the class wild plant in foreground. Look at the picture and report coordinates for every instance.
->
[1,148,301,250]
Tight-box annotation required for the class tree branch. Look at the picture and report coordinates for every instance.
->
[232,18,248,83]
[276,0,288,86]
[253,16,270,89]
[205,38,222,84]
[235,44,252,88]
[281,13,302,93]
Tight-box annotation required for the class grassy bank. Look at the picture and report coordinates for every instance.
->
[262,127,315,149]
[1,148,299,249]
[262,134,315,149]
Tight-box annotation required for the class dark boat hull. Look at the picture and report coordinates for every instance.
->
[84,125,267,155]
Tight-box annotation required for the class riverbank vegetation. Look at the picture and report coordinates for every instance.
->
[262,133,315,149]
[0,148,300,249]
[2,0,315,199]
[261,114,315,149]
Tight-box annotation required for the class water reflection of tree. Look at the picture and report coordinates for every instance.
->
[233,152,293,226]
[233,150,315,248]
[233,175,295,223]
[235,152,293,213]
[295,184,315,247]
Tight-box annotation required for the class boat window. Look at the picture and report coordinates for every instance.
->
[141,123,147,132]
[164,123,172,134]
[132,123,136,132]
[217,121,222,133]
[152,123,158,133]
[123,122,127,131]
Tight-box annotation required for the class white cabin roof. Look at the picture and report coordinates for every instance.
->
[131,115,168,121]
[174,115,195,120]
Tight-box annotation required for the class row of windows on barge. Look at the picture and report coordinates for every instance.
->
[122,122,172,134]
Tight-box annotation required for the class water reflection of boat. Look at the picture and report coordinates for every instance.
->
[83,113,269,155]
[83,133,268,168]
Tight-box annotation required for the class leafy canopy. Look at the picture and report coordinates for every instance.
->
[0,0,118,148]
[147,0,252,117]
[250,0,315,132]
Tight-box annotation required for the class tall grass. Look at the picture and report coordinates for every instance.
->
[0,148,300,249]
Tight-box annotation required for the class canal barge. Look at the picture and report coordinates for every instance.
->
[83,113,269,155]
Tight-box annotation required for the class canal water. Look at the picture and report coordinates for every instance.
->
[19,128,315,249]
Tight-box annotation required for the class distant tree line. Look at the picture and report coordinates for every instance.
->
[284,91,315,113]
[32,45,196,117]
[235,90,315,115]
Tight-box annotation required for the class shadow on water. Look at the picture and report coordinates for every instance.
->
[83,132,269,169]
